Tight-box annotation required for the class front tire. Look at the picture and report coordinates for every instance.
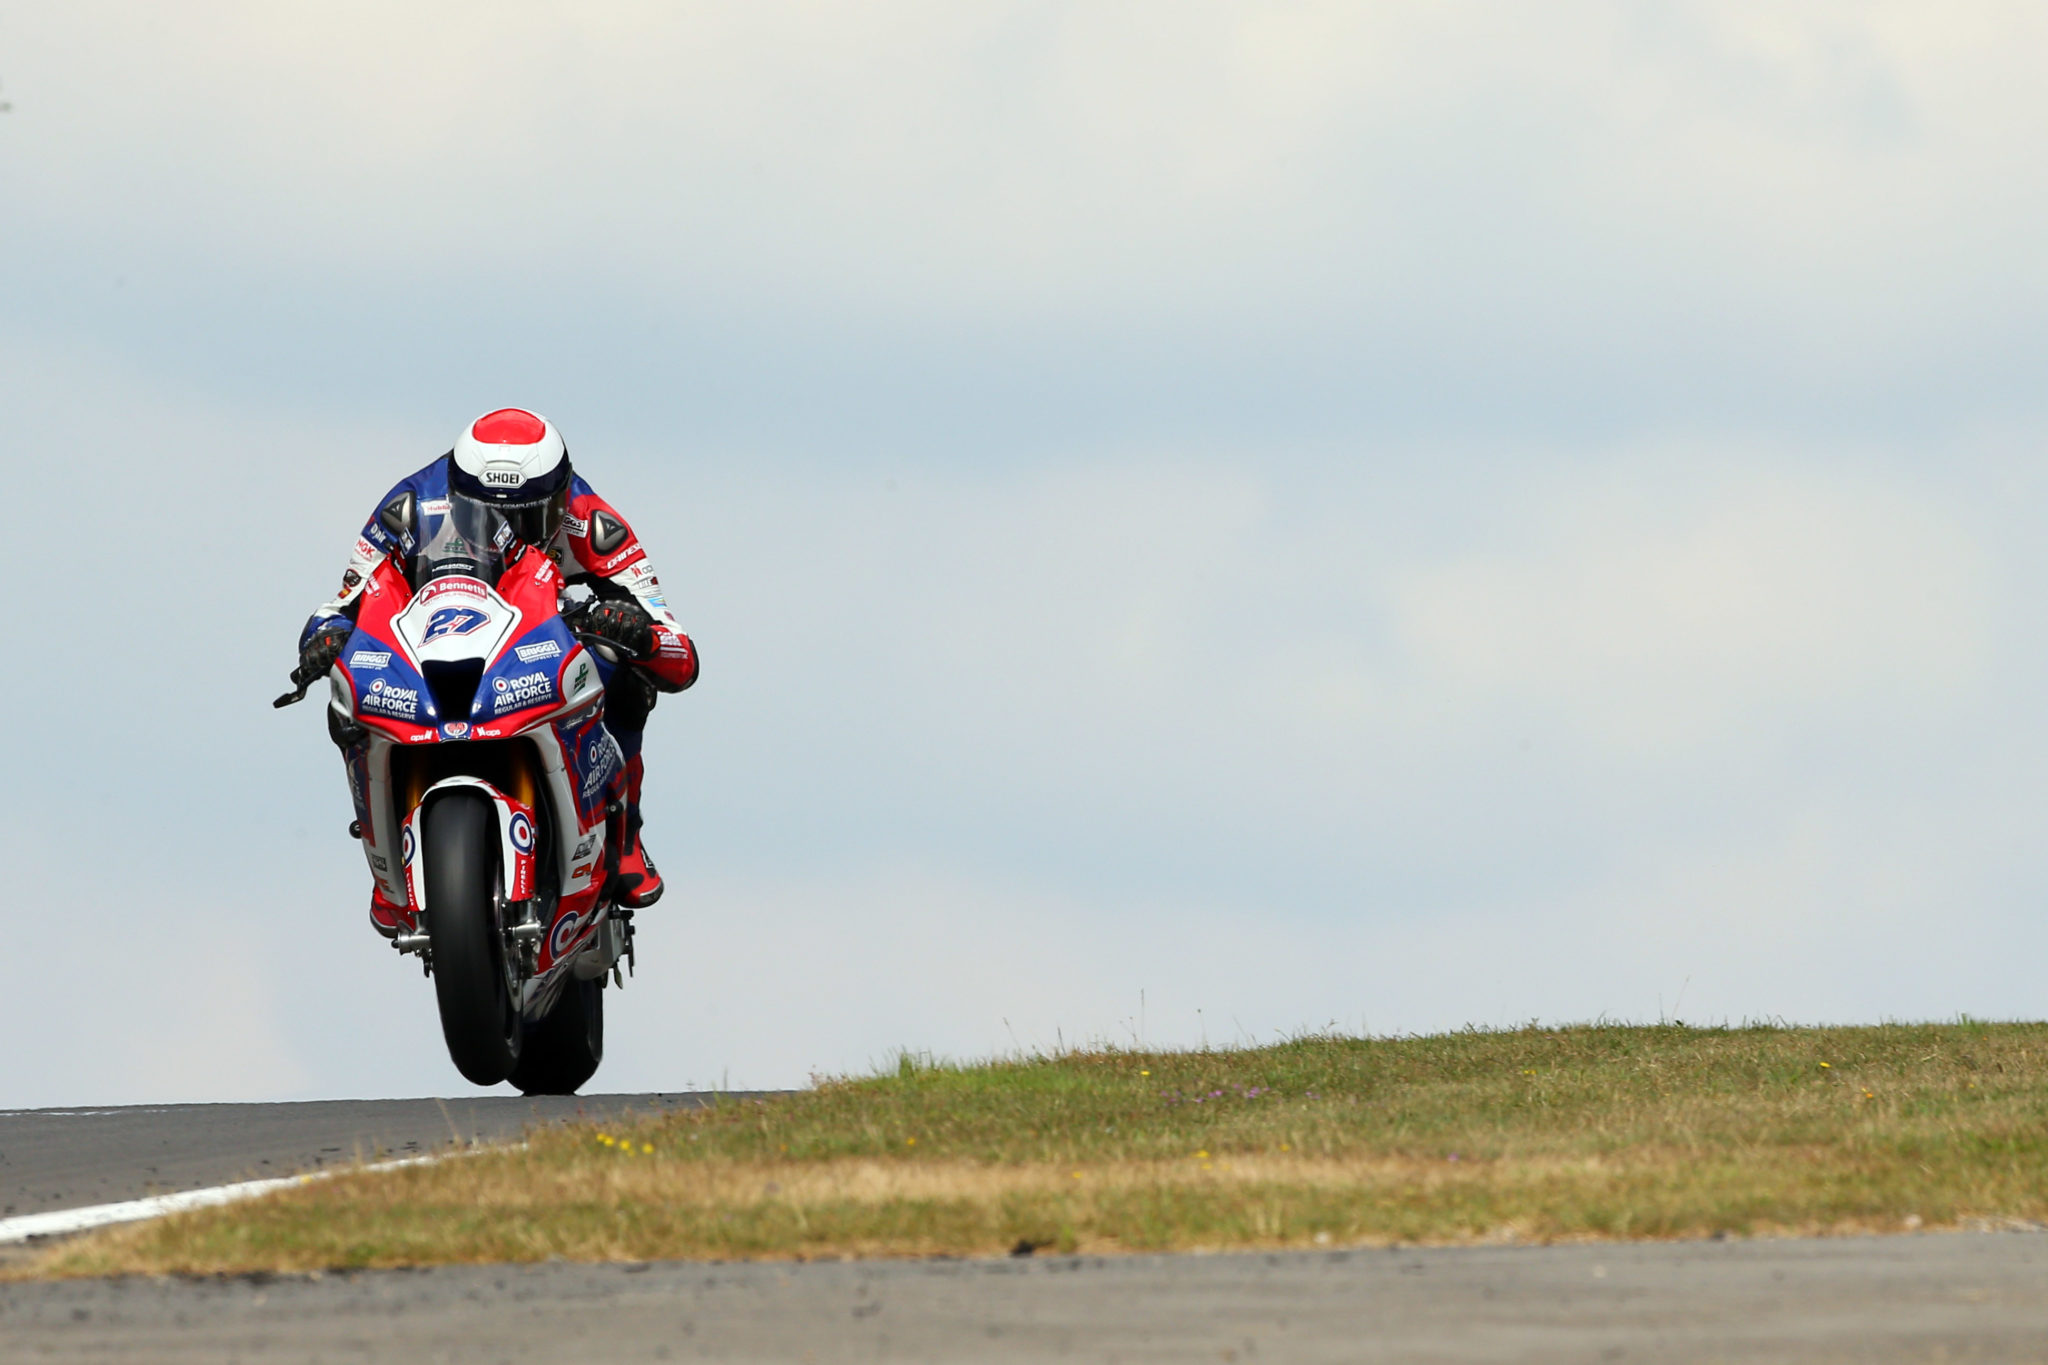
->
[424,791,523,1085]
[510,974,604,1095]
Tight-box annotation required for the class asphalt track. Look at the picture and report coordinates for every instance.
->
[7,1233,2048,1362]
[0,1094,723,1220]
[5,1100,2048,1361]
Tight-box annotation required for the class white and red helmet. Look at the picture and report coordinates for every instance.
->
[448,408,572,545]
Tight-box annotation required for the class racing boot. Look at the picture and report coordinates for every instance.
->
[615,755,664,908]
[368,884,413,937]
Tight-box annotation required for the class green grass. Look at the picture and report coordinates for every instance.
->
[25,1021,2048,1276]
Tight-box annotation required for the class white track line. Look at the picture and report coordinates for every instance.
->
[0,1152,451,1246]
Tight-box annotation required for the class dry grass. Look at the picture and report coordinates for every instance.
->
[24,1021,2048,1276]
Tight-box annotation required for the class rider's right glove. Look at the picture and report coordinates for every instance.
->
[295,620,354,687]
[571,598,656,661]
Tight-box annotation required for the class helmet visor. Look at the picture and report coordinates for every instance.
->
[496,484,567,548]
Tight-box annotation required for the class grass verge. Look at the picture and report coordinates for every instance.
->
[22,1021,2048,1276]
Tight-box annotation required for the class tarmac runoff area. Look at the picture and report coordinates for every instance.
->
[0,1094,739,1230]
[5,1233,2048,1362]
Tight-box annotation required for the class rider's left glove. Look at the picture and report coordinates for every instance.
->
[295,620,354,687]
[572,598,656,661]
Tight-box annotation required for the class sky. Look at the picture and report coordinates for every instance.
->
[3,3,2047,1105]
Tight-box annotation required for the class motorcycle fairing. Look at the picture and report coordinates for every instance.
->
[326,544,627,930]
[334,557,444,743]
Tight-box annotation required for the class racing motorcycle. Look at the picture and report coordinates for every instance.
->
[276,499,641,1094]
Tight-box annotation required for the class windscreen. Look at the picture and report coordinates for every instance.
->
[410,494,515,588]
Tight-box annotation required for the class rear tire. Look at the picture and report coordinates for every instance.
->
[510,973,604,1095]
[424,791,523,1085]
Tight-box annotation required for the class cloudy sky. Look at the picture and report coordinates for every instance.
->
[4,3,2046,1105]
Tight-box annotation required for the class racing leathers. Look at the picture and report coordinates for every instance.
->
[301,456,697,926]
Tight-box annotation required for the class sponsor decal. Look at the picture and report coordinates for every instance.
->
[361,678,421,720]
[341,568,362,592]
[442,721,470,738]
[549,910,582,959]
[422,605,491,642]
[473,725,504,738]
[562,514,588,537]
[420,577,486,601]
[419,498,451,516]
[492,670,554,712]
[570,861,595,882]
[480,468,526,487]
[369,853,390,873]
[353,537,378,559]
[509,812,535,854]
[571,832,599,861]
[401,824,415,866]
[580,730,620,801]
[349,650,392,669]
[568,658,594,696]
[515,639,562,663]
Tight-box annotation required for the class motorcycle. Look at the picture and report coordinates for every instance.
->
[276,498,641,1094]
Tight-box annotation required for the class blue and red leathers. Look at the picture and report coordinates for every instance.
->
[303,456,696,917]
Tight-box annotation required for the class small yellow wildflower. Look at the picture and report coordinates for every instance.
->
[906,1137,917,1146]
[1195,1149,1209,1159]
[1819,1062,1831,1069]
[1071,1170,1082,1179]
[1140,1070,1151,1077]
[642,1143,655,1154]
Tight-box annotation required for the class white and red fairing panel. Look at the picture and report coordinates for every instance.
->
[401,777,539,912]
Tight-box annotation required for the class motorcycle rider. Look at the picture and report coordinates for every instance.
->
[291,408,698,933]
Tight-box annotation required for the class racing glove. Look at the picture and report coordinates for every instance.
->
[570,597,656,661]
[295,620,354,687]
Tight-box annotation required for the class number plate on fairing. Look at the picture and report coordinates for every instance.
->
[392,577,522,669]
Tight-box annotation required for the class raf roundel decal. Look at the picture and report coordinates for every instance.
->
[549,910,581,960]
[401,824,415,866]
[509,812,534,854]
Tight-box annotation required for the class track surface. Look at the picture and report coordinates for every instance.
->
[7,1233,2048,1362]
[0,1094,728,1220]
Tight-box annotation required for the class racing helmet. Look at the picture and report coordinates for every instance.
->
[447,408,572,547]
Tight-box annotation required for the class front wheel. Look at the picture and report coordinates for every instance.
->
[424,790,523,1085]
[510,974,604,1095]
